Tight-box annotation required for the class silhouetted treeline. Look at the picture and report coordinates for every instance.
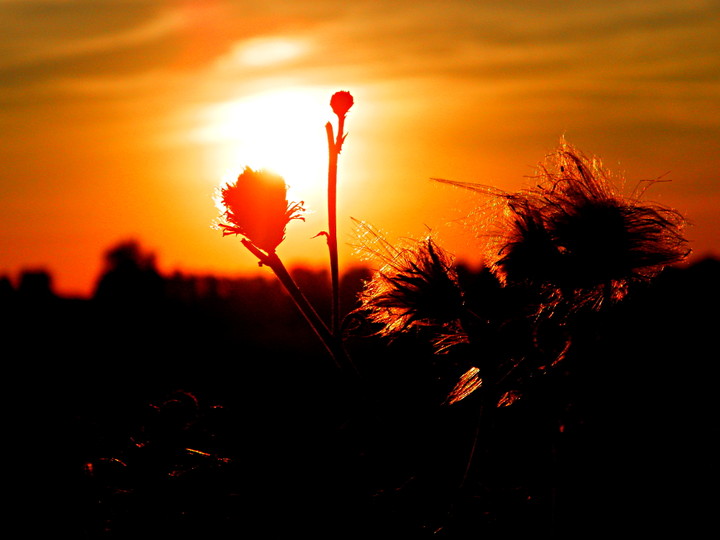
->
[2,243,718,539]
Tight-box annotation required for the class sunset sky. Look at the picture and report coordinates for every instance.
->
[1,0,718,297]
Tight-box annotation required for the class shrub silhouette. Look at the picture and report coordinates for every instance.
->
[94,239,165,304]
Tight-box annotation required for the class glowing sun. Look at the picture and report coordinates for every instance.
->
[196,87,334,205]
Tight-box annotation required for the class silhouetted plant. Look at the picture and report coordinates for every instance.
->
[215,91,354,370]
[209,93,692,536]
[352,219,464,343]
[346,139,691,536]
[94,240,165,303]
[435,142,690,314]
[326,90,354,337]
[357,142,689,401]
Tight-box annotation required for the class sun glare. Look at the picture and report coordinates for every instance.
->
[195,87,332,207]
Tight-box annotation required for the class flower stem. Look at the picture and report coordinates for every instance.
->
[241,239,344,369]
[325,121,341,339]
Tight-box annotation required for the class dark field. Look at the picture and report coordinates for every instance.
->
[4,254,718,539]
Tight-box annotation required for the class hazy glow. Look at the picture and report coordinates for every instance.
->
[233,38,308,67]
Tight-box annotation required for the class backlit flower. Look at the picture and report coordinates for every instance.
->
[217,167,304,254]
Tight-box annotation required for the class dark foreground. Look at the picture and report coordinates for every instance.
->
[3,257,719,539]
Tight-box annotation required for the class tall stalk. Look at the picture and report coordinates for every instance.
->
[326,91,354,340]
[326,121,341,338]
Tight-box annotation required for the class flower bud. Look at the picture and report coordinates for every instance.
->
[330,90,354,118]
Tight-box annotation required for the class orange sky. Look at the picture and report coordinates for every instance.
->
[1,0,718,297]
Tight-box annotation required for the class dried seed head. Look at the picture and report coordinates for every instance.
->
[492,143,690,309]
[353,221,464,337]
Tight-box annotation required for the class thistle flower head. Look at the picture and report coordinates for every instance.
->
[217,166,304,254]
[330,90,354,118]
[491,143,690,309]
[353,220,464,338]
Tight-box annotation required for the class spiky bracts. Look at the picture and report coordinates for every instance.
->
[217,167,304,255]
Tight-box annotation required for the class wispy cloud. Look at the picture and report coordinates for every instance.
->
[4,1,716,97]
[2,9,183,69]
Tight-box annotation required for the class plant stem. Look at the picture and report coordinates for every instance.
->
[325,121,341,339]
[241,239,343,369]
